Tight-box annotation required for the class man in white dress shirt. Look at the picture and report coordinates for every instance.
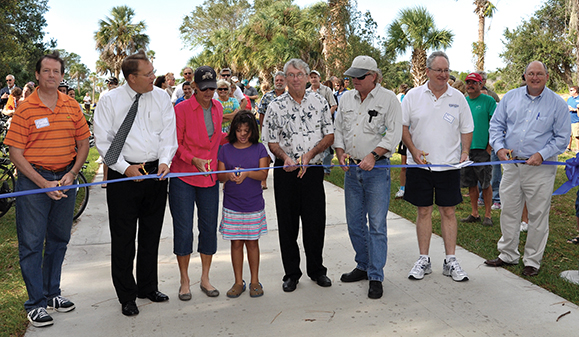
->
[94,50,178,317]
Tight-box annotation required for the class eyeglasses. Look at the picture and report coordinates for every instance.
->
[353,73,370,80]
[286,73,305,79]
[526,72,546,78]
[217,88,229,91]
[428,68,450,75]
[138,69,156,78]
[199,87,216,92]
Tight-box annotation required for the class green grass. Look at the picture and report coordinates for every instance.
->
[325,152,579,305]
[0,147,100,337]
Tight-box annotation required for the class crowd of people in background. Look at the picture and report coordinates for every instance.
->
[5,49,579,328]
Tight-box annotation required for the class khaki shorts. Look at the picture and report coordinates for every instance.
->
[572,123,579,138]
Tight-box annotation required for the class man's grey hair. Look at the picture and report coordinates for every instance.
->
[283,59,310,76]
[426,51,450,69]
[475,71,487,80]
[220,67,232,74]
[525,61,549,75]
[273,71,285,79]
[6,74,14,80]
[369,70,383,84]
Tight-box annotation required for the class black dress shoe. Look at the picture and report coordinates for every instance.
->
[313,275,332,287]
[368,281,383,299]
[340,268,368,282]
[282,278,299,292]
[138,291,169,302]
[484,257,518,267]
[522,266,539,276]
[122,300,139,316]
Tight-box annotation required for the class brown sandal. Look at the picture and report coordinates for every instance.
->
[226,281,246,298]
[249,282,264,297]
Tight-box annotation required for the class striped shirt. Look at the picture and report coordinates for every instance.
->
[5,90,90,170]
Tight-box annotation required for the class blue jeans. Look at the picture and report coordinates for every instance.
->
[490,150,502,203]
[169,178,219,256]
[322,148,333,174]
[16,166,76,311]
[344,158,390,282]
[478,150,502,203]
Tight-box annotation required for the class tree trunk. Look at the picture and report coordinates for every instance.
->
[477,15,485,71]
[411,48,427,87]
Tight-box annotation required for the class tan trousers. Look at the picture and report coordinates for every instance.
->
[497,160,557,269]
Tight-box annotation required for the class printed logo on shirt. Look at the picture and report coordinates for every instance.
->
[448,104,459,108]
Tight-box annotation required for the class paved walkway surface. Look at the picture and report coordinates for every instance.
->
[25,167,578,336]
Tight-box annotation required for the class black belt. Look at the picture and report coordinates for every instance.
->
[32,162,73,173]
[127,160,159,175]
[349,156,386,164]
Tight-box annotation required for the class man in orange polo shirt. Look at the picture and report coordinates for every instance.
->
[5,51,90,327]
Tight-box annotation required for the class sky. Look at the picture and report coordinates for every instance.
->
[43,0,546,80]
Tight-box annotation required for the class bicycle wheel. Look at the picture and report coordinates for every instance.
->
[73,172,89,220]
[0,164,16,218]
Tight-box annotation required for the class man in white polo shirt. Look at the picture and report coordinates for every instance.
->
[401,51,474,282]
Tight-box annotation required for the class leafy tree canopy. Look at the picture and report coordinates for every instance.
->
[0,0,54,84]
[499,0,574,91]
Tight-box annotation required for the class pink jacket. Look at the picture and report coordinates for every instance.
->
[171,96,228,187]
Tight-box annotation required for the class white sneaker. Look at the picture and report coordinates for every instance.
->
[491,202,501,210]
[477,199,484,206]
[27,307,54,327]
[520,221,528,232]
[395,188,405,199]
[47,295,75,313]
[443,257,469,282]
[408,256,432,280]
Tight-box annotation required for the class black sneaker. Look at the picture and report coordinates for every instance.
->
[27,307,54,327]
[47,295,75,313]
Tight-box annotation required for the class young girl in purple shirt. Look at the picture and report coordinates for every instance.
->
[217,110,269,298]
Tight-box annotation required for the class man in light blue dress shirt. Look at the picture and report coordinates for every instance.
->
[485,61,570,277]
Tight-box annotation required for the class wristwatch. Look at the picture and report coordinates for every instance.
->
[371,151,380,161]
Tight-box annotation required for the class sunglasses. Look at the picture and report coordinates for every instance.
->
[354,73,370,80]
[221,74,231,77]
[217,88,229,91]
[183,72,192,75]
[199,87,216,92]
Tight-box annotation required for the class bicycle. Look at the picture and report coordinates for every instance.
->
[73,163,90,220]
[0,157,16,218]
[0,158,89,220]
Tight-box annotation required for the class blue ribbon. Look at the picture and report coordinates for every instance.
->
[0,158,570,199]
[553,153,579,195]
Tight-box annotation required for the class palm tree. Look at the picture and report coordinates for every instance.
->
[568,0,579,84]
[94,6,149,78]
[387,7,454,87]
[69,63,89,95]
[473,0,497,71]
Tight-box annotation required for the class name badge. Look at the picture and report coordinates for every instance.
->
[443,113,455,124]
[34,117,50,129]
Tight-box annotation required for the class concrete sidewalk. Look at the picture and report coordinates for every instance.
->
[26,167,577,336]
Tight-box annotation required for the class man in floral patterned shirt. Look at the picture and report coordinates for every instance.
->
[262,58,334,293]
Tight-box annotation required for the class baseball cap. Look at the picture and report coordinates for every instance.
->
[310,70,320,77]
[344,56,379,78]
[242,79,248,86]
[465,73,483,82]
[194,66,217,90]
[231,76,239,83]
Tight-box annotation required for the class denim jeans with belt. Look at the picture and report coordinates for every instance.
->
[16,165,76,311]
[344,158,390,282]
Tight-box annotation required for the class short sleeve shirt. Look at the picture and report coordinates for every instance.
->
[262,91,334,164]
